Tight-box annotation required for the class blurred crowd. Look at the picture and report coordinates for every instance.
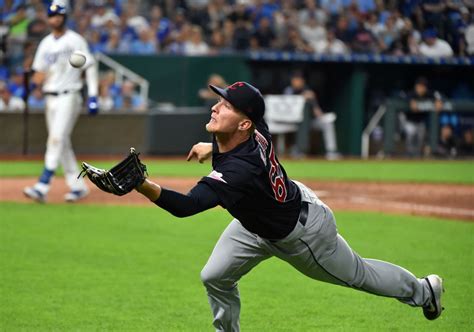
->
[1,0,474,112]
[1,1,474,159]
[2,0,474,61]
[0,66,146,112]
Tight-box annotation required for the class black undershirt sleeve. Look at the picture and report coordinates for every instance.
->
[154,182,220,218]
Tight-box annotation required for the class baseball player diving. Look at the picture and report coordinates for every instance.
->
[83,82,444,331]
[23,3,98,203]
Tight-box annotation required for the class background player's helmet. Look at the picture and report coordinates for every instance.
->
[47,4,67,27]
[47,4,67,17]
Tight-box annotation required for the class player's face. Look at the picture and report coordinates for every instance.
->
[48,15,65,30]
[206,97,247,134]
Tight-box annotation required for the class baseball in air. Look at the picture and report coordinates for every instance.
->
[69,51,87,68]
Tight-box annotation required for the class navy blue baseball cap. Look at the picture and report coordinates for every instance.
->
[209,82,265,123]
[422,28,437,39]
[47,4,67,17]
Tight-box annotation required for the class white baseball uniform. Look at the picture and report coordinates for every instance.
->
[32,29,97,194]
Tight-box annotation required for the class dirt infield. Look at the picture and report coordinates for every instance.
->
[2,177,473,221]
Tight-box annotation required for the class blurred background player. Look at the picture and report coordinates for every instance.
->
[198,73,228,108]
[399,77,443,157]
[23,3,99,203]
[283,71,340,159]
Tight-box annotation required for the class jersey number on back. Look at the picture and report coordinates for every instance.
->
[268,144,287,202]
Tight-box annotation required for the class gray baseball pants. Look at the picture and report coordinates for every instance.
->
[200,182,432,332]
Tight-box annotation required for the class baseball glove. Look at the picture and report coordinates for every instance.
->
[79,147,148,196]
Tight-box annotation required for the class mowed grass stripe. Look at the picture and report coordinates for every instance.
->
[1,159,473,183]
[0,202,472,331]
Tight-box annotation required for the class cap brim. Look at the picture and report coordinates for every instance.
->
[209,85,229,100]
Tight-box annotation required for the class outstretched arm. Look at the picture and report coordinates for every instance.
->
[136,180,220,217]
[136,179,162,201]
[187,142,212,163]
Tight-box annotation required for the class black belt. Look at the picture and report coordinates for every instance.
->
[44,90,75,96]
[298,201,309,226]
[268,201,309,243]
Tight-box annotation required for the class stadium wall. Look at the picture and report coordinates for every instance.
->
[109,55,474,155]
[0,110,210,155]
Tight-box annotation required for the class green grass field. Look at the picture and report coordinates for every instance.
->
[0,203,472,331]
[1,159,473,330]
[1,159,473,183]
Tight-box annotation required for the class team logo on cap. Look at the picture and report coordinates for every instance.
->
[228,82,245,90]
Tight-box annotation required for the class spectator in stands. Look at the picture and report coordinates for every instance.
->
[26,4,48,42]
[397,18,421,55]
[421,0,446,36]
[400,77,443,157]
[251,0,281,26]
[466,17,474,55]
[0,81,25,112]
[208,28,233,54]
[281,26,314,53]
[5,4,30,42]
[314,28,348,54]
[101,70,121,100]
[7,67,25,98]
[232,18,252,51]
[98,80,114,112]
[252,16,276,50]
[167,22,191,54]
[104,29,122,53]
[183,25,209,55]
[354,0,376,14]
[365,12,385,39]
[114,80,146,112]
[148,5,172,47]
[283,72,340,159]
[399,0,424,28]
[228,1,252,25]
[91,2,119,29]
[222,19,236,50]
[198,73,227,107]
[124,2,149,36]
[299,0,327,27]
[201,0,229,35]
[377,15,401,54]
[320,0,344,23]
[27,86,45,110]
[334,15,354,44]
[89,29,107,53]
[351,20,378,54]
[419,28,454,57]
[130,27,158,54]
[299,16,326,51]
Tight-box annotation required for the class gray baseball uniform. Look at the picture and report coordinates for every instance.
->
[154,82,438,331]
[200,180,431,331]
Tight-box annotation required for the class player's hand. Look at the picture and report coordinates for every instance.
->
[87,96,98,116]
[186,142,212,163]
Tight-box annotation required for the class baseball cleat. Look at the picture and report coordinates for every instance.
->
[423,274,445,320]
[23,186,46,203]
[64,189,90,202]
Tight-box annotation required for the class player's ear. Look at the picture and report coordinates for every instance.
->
[238,119,252,131]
